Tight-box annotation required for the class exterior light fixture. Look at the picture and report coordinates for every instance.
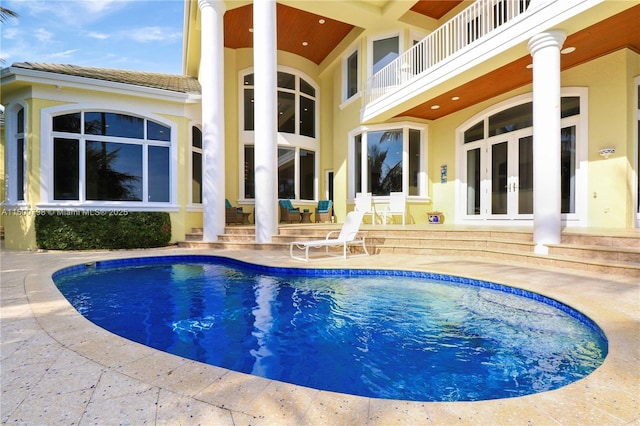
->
[430,105,440,110]
[302,41,308,46]
[561,47,576,54]
[319,19,325,24]
[451,96,459,101]
[599,148,615,158]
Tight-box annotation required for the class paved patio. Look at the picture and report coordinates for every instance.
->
[1,246,638,425]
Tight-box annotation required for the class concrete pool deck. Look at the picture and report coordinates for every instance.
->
[1,246,638,425]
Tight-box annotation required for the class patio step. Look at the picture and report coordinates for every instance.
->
[178,226,640,277]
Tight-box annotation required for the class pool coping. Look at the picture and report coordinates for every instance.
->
[2,247,639,425]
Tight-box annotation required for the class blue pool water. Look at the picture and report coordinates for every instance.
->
[53,255,607,402]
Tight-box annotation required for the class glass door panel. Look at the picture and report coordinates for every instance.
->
[491,142,508,215]
[561,126,576,213]
[466,148,481,215]
[518,136,533,214]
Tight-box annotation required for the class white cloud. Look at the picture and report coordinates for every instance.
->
[87,32,110,40]
[34,28,53,43]
[11,0,130,27]
[48,49,79,59]
[2,28,19,40]
[121,26,182,43]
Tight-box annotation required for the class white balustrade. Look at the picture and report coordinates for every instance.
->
[365,0,533,105]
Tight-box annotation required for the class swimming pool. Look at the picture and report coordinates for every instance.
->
[53,255,607,402]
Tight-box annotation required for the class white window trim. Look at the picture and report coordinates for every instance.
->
[367,31,404,78]
[455,88,588,226]
[187,123,203,211]
[635,75,640,228]
[340,42,361,108]
[348,121,429,201]
[38,104,179,211]
[238,66,320,203]
[3,101,28,206]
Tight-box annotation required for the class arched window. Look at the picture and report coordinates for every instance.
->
[50,111,172,204]
[458,92,585,222]
[239,68,319,201]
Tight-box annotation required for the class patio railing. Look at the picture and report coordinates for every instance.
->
[364,0,533,105]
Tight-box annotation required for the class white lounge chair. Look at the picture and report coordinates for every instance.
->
[383,192,406,225]
[290,211,369,261]
[354,192,377,225]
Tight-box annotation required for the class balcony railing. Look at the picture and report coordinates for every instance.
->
[364,0,533,105]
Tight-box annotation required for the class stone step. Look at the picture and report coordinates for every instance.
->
[179,226,639,277]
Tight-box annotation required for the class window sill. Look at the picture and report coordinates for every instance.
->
[339,92,362,110]
[36,203,181,213]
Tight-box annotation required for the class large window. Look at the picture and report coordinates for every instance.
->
[242,70,316,138]
[240,68,319,202]
[351,124,426,197]
[243,146,316,201]
[50,111,171,203]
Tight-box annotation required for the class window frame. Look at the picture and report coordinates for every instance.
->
[456,89,588,225]
[238,66,320,204]
[190,125,203,207]
[4,102,28,205]
[367,32,403,78]
[341,43,361,107]
[39,105,178,211]
[348,122,428,200]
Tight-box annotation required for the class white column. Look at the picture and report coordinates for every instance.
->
[199,0,226,242]
[528,30,566,254]
[253,0,279,243]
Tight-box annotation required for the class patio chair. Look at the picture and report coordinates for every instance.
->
[225,199,244,225]
[315,200,333,223]
[290,211,368,261]
[279,199,301,223]
[382,192,406,225]
[354,192,377,225]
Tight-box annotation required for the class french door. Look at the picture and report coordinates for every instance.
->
[464,130,533,219]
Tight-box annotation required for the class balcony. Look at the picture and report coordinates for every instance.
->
[365,0,533,106]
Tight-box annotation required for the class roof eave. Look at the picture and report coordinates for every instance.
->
[1,66,201,103]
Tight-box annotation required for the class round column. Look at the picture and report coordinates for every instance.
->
[528,30,566,255]
[198,0,226,242]
[253,0,279,243]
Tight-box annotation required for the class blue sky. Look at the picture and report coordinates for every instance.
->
[1,0,184,74]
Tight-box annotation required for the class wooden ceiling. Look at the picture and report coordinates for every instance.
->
[410,0,463,20]
[399,4,640,121]
[224,3,354,65]
[220,2,639,121]
[222,1,461,65]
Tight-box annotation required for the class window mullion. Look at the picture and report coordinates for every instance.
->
[142,143,149,203]
[79,137,86,202]
[361,131,368,193]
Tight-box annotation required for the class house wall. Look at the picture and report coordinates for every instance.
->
[1,83,200,249]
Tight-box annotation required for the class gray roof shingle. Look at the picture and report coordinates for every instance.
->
[11,62,201,94]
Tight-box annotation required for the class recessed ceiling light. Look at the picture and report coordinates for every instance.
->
[430,105,440,110]
[319,19,325,24]
[302,41,308,46]
[249,28,253,33]
[451,96,460,101]
[526,63,533,69]
[561,46,576,54]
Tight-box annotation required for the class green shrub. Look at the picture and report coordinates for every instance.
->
[35,211,172,250]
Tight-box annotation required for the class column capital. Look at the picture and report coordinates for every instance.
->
[527,30,566,56]
[198,0,226,14]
